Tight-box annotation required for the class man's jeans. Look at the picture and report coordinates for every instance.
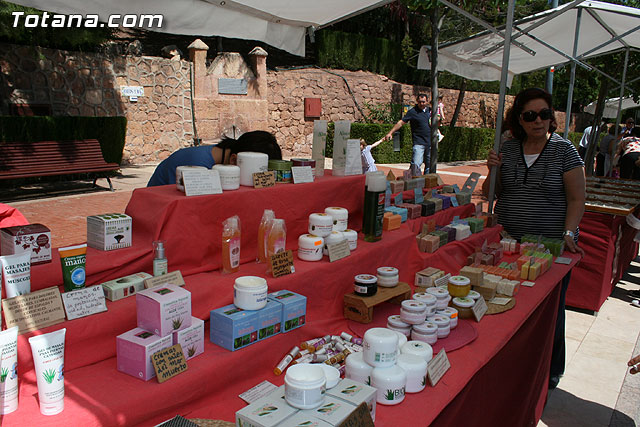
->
[412,144,431,174]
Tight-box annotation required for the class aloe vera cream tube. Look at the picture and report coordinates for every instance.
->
[28,328,66,415]
[58,244,87,292]
[1,251,31,298]
[0,326,19,414]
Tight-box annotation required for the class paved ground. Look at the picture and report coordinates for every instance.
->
[3,160,639,426]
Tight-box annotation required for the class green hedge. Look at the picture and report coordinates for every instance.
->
[0,116,127,164]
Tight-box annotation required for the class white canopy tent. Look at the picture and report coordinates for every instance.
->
[584,96,640,117]
[7,0,392,56]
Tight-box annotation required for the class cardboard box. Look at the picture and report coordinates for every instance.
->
[327,378,377,421]
[210,304,258,351]
[268,290,307,333]
[299,396,356,426]
[284,413,333,427]
[173,316,204,360]
[257,300,282,341]
[136,284,192,337]
[235,392,299,427]
[101,272,153,301]
[0,223,51,264]
[87,213,132,251]
[116,327,173,381]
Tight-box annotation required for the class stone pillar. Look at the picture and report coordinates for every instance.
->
[188,39,209,97]
[249,47,268,99]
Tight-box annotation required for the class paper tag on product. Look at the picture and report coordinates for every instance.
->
[434,273,451,288]
[450,196,459,207]
[387,170,396,181]
[476,202,484,217]
[472,296,488,322]
[327,239,351,262]
[2,287,66,334]
[489,297,512,305]
[312,120,328,176]
[61,286,107,320]
[183,169,223,196]
[521,281,535,287]
[403,169,412,181]
[270,250,294,278]
[394,193,403,206]
[427,349,450,387]
[239,380,278,404]
[385,187,391,208]
[152,344,188,383]
[345,139,363,176]
[432,189,437,197]
[292,166,314,184]
[414,188,424,204]
[332,120,351,176]
[555,256,572,265]
[453,184,460,194]
[253,171,276,188]
[143,270,185,289]
[342,402,375,427]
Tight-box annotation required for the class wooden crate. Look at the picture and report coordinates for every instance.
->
[343,282,412,324]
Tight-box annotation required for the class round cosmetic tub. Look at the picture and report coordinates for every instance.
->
[323,231,346,256]
[291,158,317,169]
[363,328,398,368]
[411,321,438,345]
[427,315,451,339]
[437,307,459,329]
[268,159,293,183]
[397,353,428,393]
[371,365,407,405]
[212,164,240,190]
[426,287,452,310]
[319,364,341,389]
[387,315,411,337]
[412,292,437,317]
[175,166,207,192]
[325,207,349,232]
[401,340,433,363]
[400,300,428,325]
[237,152,269,186]
[391,330,408,353]
[467,290,481,301]
[452,297,475,319]
[448,275,471,297]
[297,234,324,262]
[284,364,327,409]
[343,229,358,251]
[233,276,268,310]
[376,267,399,288]
[354,274,377,297]
[308,213,334,237]
[345,352,373,385]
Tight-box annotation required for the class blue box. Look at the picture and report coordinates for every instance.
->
[257,300,283,341]
[268,290,307,332]
[210,304,258,351]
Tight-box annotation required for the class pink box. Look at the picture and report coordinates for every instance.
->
[136,284,192,337]
[173,316,205,360]
[116,327,173,381]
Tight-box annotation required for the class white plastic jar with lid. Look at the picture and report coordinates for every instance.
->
[343,229,358,251]
[437,307,459,329]
[323,231,346,255]
[211,164,240,190]
[387,315,411,337]
[448,275,471,297]
[325,207,349,231]
[345,352,373,385]
[396,353,428,393]
[426,287,451,310]
[371,365,407,405]
[319,364,341,389]
[412,292,437,316]
[427,314,451,339]
[284,364,327,409]
[297,234,324,262]
[452,296,475,319]
[237,152,268,186]
[308,213,334,237]
[400,300,428,325]
[363,328,398,368]
[401,340,433,363]
[233,276,268,310]
[175,166,207,192]
[411,321,438,345]
[376,266,399,288]
[467,290,481,301]
[391,330,407,354]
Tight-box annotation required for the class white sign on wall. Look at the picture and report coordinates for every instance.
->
[121,86,144,102]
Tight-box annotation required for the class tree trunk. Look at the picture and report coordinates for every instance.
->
[450,78,466,128]
[584,80,609,176]
[429,4,440,174]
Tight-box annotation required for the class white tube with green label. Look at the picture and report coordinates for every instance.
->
[28,328,66,416]
[0,251,31,298]
[0,326,19,414]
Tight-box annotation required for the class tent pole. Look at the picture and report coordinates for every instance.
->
[563,8,583,138]
[487,0,515,215]
[615,48,630,132]
[545,0,560,93]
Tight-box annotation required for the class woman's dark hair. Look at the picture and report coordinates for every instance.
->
[631,127,640,138]
[505,87,557,141]
[218,130,282,160]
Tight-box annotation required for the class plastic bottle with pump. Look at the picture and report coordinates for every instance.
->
[257,209,275,263]
[222,216,241,274]
[153,240,168,276]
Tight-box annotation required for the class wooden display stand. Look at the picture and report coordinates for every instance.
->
[343,282,411,323]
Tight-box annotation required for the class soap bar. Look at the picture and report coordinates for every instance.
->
[421,219,436,234]
[528,262,541,280]
[442,185,454,193]
[424,174,438,188]
[427,197,443,212]
[397,203,422,220]
[473,277,497,301]
[415,267,444,287]
[420,201,436,217]
[467,218,484,233]
[455,192,472,206]
[390,180,405,193]
[459,266,484,287]
[430,230,448,247]
[452,224,471,240]
[433,194,451,210]
[497,279,520,296]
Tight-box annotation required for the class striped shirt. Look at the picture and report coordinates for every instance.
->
[495,133,584,241]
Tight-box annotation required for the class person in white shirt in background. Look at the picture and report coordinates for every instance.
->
[361,138,386,173]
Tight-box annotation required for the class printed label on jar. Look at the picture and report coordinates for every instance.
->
[374,351,397,363]
[354,285,369,294]
[229,237,240,268]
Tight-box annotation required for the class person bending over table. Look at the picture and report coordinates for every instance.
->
[147,130,282,186]
[614,127,640,180]
[482,87,586,390]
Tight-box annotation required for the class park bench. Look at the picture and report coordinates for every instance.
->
[0,139,120,191]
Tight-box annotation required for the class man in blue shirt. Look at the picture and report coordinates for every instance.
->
[384,94,432,174]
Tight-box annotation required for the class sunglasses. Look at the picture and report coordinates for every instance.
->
[521,108,553,122]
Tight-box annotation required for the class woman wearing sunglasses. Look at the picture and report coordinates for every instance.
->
[482,87,586,390]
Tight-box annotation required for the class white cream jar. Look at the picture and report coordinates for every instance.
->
[212,164,240,190]
[343,229,358,251]
[284,364,326,409]
[386,315,411,337]
[412,292,437,316]
[427,314,451,339]
[345,351,373,385]
[371,365,407,405]
[325,207,349,231]
[323,231,345,256]
[233,276,268,310]
[363,328,398,368]
[397,353,428,393]
[401,340,433,363]
[308,213,334,237]
[237,152,269,186]
[297,234,324,262]
[400,300,428,325]
[411,321,438,345]
[376,266,399,288]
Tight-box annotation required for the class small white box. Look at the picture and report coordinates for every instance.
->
[101,272,152,301]
[299,396,356,426]
[0,223,51,264]
[173,316,204,360]
[284,413,333,426]
[327,378,377,421]
[87,213,132,251]
[235,393,298,427]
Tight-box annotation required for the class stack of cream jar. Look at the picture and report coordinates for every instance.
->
[298,207,358,261]
[344,327,432,406]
